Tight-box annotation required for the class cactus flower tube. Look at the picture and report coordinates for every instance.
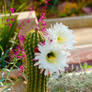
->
[24,30,48,92]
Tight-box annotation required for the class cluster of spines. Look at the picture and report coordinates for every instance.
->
[24,30,48,92]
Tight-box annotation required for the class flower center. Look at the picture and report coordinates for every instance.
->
[57,36,66,44]
[46,51,57,64]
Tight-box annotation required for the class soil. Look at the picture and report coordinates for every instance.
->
[74,28,92,46]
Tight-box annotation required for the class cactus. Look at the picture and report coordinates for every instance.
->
[24,30,48,92]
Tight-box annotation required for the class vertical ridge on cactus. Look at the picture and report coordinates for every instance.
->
[24,30,48,92]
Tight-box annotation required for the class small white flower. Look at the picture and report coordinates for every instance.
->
[46,23,75,49]
[34,41,70,76]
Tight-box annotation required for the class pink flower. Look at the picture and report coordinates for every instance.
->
[27,19,31,23]
[10,8,14,13]
[6,19,9,23]
[22,54,26,58]
[21,27,24,30]
[9,24,12,27]
[18,34,25,44]
[14,51,19,56]
[42,21,46,24]
[18,34,21,38]
[29,7,32,10]
[29,6,34,11]
[11,18,15,22]
[38,18,42,22]
[19,24,21,27]
[19,29,22,32]
[82,7,92,14]
[42,27,46,32]
[17,56,21,59]
[43,6,47,9]
[9,55,14,58]
[19,28,24,32]
[19,65,24,72]
[42,13,45,16]
[16,46,20,50]
[21,20,25,26]
[42,21,46,26]
[42,41,45,46]
[21,51,25,54]
[45,1,48,4]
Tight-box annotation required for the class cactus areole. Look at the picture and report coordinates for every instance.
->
[24,30,48,92]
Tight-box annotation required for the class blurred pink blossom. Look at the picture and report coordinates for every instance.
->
[82,7,92,14]
[42,27,46,32]
[10,8,15,13]
[19,65,24,72]
[27,19,31,23]
[18,34,25,44]
[29,6,34,10]
[11,18,15,22]
[9,24,12,27]
[6,19,9,23]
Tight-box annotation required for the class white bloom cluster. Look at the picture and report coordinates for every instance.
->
[34,23,75,78]
[46,23,75,49]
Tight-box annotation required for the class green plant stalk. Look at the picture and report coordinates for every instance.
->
[24,30,48,92]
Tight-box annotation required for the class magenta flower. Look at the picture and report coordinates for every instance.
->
[19,19,25,27]
[27,19,31,23]
[6,19,9,23]
[11,18,15,22]
[22,54,26,58]
[19,29,22,32]
[45,0,50,5]
[9,24,12,27]
[9,54,14,58]
[17,56,21,59]
[43,6,47,9]
[38,18,42,22]
[45,1,48,4]
[19,24,21,27]
[19,65,24,72]
[21,20,25,25]
[29,6,33,11]
[10,8,15,13]
[42,21,46,26]
[42,27,46,32]
[14,51,19,56]
[42,41,45,46]
[82,7,92,14]
[18,34,25,44]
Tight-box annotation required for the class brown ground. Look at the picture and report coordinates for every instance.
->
[73,28,92,46]
[67,28,92,72]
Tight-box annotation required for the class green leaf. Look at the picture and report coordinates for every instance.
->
[0,45,3,52]
[16,2,28,12]
[81,63,91,69]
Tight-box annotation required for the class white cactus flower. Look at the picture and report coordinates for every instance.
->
[46,23,75,49]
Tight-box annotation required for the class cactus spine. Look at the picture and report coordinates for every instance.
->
[24,30,48,92]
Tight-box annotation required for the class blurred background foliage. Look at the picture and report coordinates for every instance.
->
[0,15,18,69]
[0,0,92,18]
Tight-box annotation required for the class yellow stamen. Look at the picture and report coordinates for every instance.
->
[57,36,66,43]
[46,51,57,64]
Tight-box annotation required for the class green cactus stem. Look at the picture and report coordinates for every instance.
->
[24,30,48,92]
